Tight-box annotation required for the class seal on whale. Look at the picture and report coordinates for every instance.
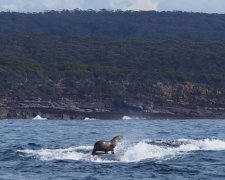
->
[92,135,123,155]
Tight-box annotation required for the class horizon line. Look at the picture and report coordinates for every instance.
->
[0,9,224,15]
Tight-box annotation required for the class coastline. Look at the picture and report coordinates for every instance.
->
[1,105,225,120]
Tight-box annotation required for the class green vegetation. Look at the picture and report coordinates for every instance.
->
[0,10,225,40]
[0,34,225,99]
[0,10,225,106]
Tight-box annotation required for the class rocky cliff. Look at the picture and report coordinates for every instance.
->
[1,81,224,120]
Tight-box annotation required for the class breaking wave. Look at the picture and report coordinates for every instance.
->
[18,139,225,163]
[84,117,97,120]
[122,116,145,120]
[120,139,225,162]
[32,115,47,120]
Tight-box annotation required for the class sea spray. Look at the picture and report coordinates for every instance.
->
[18,139,225,163]
[122,116,145,120]
[177,139,225,151]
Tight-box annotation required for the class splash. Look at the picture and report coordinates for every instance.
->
[32,115,47,120]
[122,116,133,120]
[122,116,145,120]
[84,117,97,120]
[18,146,92,161]
[120,139,225,162]
[18,139,225,163]
[177,139,225,151]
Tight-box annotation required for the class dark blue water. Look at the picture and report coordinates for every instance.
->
[1,119,225,180]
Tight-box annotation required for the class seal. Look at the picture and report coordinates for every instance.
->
[92,135,123,155]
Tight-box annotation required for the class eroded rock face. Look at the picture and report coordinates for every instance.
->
[154,82,224,107]
[0,81,225,120]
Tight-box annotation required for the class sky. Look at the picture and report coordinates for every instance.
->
[0,0,225,14]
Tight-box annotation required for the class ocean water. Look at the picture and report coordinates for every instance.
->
[1,119,225,179]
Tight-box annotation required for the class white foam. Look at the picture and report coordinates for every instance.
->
[122,116,132,120]
[120,142,169,162]
[32,115,47,120]
[122,116,144,120]
[18,139,225,163]
[18,146,93,161]
[120,139,225,162]
[178,138,225,151]
[20,149,84,161]
[73,145,93,151]
[84,117,96,120]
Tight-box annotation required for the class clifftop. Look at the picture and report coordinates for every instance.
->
[1,10,225,40]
